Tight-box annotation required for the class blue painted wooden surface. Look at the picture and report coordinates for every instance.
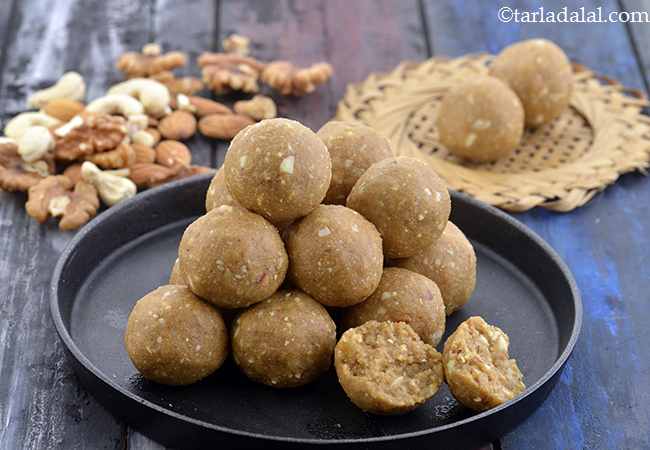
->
[0,1,649,449]
[424,1,650,448]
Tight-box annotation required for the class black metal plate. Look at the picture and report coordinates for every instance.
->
[50,174,581,449]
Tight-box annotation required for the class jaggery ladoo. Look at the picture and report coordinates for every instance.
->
[232,289,336,388]
[396,221,476,315]
[436,76,524,162]
[347,156,450,259]
[205,166,240,212]
[317,120,393,204]
[443,316,525,411]
[178,205,288,308]
[489,38,573,127]
[342,267,446,346]
[286,204,383,307]
[335,321,444,415]
[224,118,332,225]
[168,257,187,285]
[124,285,228,385]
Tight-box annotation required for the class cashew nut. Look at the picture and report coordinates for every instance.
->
[124,114,156,146]
[0,137,17,145]
[86,94,144,117]
[27,72,86,108]
[4,112,62,139]
[126,114,149,135]
[54,115,84,137]
[22,160,51,177]
[108,78,171,117]
[49,196,72,217]
[175,94,196,113]
[81,161,137,206]
[131,130,156,147]
[17,126,55,162]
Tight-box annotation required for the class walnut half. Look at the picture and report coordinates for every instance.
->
[54,113,128,161]
[0,139,52,192]
[25,175,100,230]
[197,52,265,94]
[261,61,333,96]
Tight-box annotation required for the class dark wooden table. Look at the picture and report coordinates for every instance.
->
[1,1,649,449]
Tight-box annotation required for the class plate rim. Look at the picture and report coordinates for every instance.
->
[49,174,583,445]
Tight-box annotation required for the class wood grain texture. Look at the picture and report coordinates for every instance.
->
[151,0,217,169]
[1,1,649,449]
[621,0,650,93]
[0,0,149,449]
[217,0,427,164]
[423,1,650,448]
[122,2,220,448]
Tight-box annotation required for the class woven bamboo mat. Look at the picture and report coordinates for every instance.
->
[335,54,650,212]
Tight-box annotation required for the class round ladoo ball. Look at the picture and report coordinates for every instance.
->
[443,316,525,412]
[168,257,187,285]
[317,121,393,204]
[436,76,524,162]
[335,321,444,415]
[396,222,476,315]
[178,205,288,309]
[224,118,332,225]
[286,204,383,307]
[489,38,573,127]
[205,166,240,212]
[342,267,446,346]
[347,156,451,259]
[232,289,336,388]
[124,285,228,385]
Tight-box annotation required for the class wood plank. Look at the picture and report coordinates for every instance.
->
[422,1,650,448]
[0,0,152,448]
[151,0,218,169]
[621,0,650,92]
[122,1,220,449]
[0,0,17,106]
[216,0,427,164]
[424,0,646,90]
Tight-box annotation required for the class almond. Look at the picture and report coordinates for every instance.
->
[43,99,85,122]
[164,165,214,185]
[156,140,192,167]
[132,143,156,164]
[198,114,254,140]
[158,110,197,140]
[188,96,232,117]
[86,143,136,169]
[129,163,179,188]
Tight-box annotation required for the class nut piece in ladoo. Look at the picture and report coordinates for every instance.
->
[317,120,392,204]
[286,205,383,307]
[335,321,444,415]
[224,118,332,226]
[347,156,450,259]
[232,289,336,388]
[178,205,288,308]
[124,285,228,385]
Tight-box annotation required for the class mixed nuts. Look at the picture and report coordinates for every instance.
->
[0,34,334,230]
